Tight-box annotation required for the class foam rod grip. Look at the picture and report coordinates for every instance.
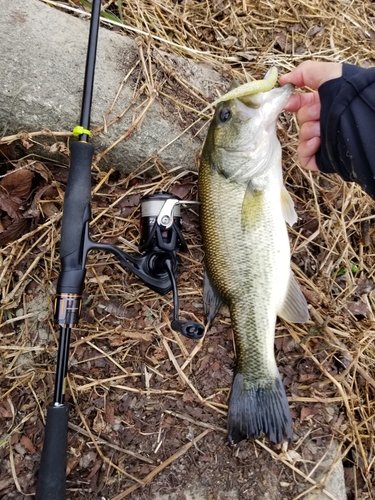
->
[60,141,94,260]
[35,404,69,500]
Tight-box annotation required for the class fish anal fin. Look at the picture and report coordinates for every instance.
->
[281,186,298,226]
[278,272,309,324]
[203,268,225,324]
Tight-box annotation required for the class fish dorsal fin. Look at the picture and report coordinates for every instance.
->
[278,272,309,323]
[281,186,298,226]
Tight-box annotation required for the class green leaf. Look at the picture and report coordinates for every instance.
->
[117,0,124,24]
[75,0,122,23]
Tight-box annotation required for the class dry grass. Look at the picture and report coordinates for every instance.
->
[1,0,375,499]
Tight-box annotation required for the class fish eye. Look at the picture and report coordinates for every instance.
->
[219,108,231,123]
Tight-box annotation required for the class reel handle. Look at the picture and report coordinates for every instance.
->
[163,258,205,340]
[171,319,205,340]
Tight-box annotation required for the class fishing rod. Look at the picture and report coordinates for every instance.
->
[35,0,101,498]
[35,2,204,498]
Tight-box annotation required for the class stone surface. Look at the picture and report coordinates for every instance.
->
[0,0,225,173]
[303,439,347,500]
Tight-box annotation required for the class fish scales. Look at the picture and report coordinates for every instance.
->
[198,70,309,444]
[199,159,290,379]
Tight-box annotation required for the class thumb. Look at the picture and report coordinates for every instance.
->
[280,61,342,89]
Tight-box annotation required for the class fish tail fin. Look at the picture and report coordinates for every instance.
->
[227,373,293,444]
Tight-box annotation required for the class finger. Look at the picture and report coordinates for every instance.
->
[283,92,320,113]
[296,102,321,125]
[299,120,320,144]
[297,137,320,171]
[279,62,319,87]
[280,61,342,89]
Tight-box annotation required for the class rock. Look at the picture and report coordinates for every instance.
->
[0,0,226,173]
[303,439,347,500]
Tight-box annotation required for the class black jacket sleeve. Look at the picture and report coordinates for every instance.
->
[316,64,375,199]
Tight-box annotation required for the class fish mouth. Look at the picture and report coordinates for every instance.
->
[234,83,294,124]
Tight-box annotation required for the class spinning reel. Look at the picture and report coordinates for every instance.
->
[138,192,204,339]
[55,192,205,341]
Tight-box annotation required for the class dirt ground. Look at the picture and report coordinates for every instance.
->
[1,0,375,499]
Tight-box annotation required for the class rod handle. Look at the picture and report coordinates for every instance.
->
[57,141,93,296]
[35,404,69,500]
[60,141,93,262]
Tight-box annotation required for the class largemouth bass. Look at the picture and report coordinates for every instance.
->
[199,69,309,444]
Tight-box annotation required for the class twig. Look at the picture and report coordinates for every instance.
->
[68,422,154,464]
[110,430,211,499]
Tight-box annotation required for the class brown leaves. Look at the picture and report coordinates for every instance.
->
[346,300,369,319]
[0,169,34,200]
[0,217,30,245]
[0,169,34,245]
[0,161,54,245]
[345,277,375,319]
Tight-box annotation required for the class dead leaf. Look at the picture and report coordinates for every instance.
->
[307,26,325,37]
[346,300,369,318]
[0,169,34,199]
[274,31,289,51]
[197,354,211,374]
[117,193,141,208]
[86,459,102,480]
[28,184,58,218]
[182,391,195,403]
[41,202,59,218]
[20,435,35,454]
[66,455,80,476]
[235,51,256,62]
[285,449,302,463]
[113,326,152,342]
[171,183,195,200]
[0,144,19,160]
[0,196,22,219]
[221,36,238,48]
[105,404,115,426]
[88,275,111,284]
[300,406,316,423]
[26,161,51,182]
[0,217,31,245]
[299,373,315,383]
[355,277,375,296]
[0,400,13,418]
[92,410,106,434]
[49,141,69,155]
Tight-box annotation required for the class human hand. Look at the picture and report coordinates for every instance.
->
[279,61,343,171]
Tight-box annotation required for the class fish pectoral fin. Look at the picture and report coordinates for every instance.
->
[281,186,298,226]
[203,268,225,324]
[278,272,309,323]
[241,183,262,228]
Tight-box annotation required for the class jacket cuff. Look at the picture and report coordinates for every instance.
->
[316,64,375,198]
